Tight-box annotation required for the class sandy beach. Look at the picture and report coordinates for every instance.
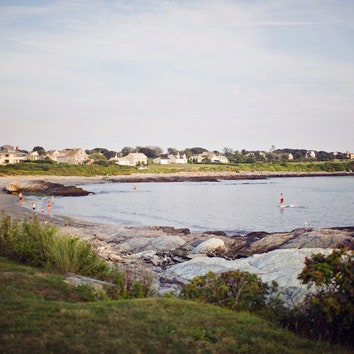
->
[0,176,105,224]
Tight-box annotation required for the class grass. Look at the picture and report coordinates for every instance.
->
[0,160,353,177]
[0,257,351,354]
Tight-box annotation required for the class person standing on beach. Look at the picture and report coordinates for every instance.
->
[47,200,51,215]
[18,192,23,205]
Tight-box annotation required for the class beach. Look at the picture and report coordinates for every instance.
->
[0,175,103,222]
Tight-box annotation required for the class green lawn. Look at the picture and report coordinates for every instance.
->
[0,257,350,354]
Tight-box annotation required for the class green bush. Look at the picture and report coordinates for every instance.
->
[0,213,153,300]
[180,270,279,313]
[0,214,56,267]
[297,248,354,346]
[45,235,109,276]
[106,264,154,299]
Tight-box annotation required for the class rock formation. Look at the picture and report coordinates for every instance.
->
[5,181,92,196]
[60,224,353,302]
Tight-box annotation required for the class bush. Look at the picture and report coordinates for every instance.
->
[105,264,154,299]
[45,235,109,276]
[0,213,153,301]
[180,270,280,313]
[297,248,354,346]
[0,213,56,267]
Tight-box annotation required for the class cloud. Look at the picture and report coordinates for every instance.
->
[0,0,353,152]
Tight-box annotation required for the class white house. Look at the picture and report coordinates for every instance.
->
[47,149,64,162]
[191,152,229,164]
[168,153,188,164]
[0,145,27,165]
[153,157,170,165]
[116,153,148,166]
[56,148,88,165]
[27,151,40,161]
[153,153,188,165]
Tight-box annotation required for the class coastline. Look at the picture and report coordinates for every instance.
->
[1,171,353,225]
[1,172,353,298]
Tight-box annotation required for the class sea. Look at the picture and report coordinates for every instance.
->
[25,176,354,235]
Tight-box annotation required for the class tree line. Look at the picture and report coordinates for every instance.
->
[27,145,350,164]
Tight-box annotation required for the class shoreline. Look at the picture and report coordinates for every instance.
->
[1,173,353,298]
[1,171,353,231]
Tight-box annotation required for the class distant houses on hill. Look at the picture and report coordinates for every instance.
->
[0,145,89,166]
[47,148,88,165]
[0,144,353,166]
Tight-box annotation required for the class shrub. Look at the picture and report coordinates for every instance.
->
[180,270,279,313]
[0,214,56,267]
[297,248,354,346]
[105,264,154,299]
[0,214,153,301]
[45,235,109,277]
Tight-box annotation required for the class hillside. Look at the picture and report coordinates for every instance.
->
[0,257,350,354]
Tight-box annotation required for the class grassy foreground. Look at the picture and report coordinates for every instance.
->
[0,257,349,354]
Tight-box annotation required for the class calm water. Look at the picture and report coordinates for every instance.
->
[27,176,354,234]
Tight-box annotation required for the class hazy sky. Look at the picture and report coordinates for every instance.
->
[1,0,353,153]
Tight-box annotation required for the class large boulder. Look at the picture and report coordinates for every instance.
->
[169,248,334,304]
[5,181,91,196]
[191,238,226,254]
[116,235,185,254]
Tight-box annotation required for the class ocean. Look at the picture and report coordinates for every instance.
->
[26,176,354,235]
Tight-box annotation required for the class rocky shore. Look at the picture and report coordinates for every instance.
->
[108,170,353,183]
[1,173,353,305]
[60,223,353,303]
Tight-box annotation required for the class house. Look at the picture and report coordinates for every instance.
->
[56,148,88,165]
[153,153,188,165]
[347,151,354,160]
[307,151,316,159]
[47,149,64,162]
[168,153,188,164]
[191,152,229,164]
[0,145,27,165]
[115,153,148,166]
[27,151,40,161]
[153,157,170,165]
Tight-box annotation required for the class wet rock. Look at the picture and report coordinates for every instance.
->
[169,248,334,305]
[191,238,226,254]
[5,181,92,196]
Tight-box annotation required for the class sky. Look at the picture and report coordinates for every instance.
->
[1,0,353,153]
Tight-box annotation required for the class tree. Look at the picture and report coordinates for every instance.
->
[121,146,134,156]
[88,153,108,166]
[32,146,46,156]
[167,147,178,155]
[180,270,277,313]
[86,148,115,160]
[222,147,234,156]
[190,147,208,155]
[136,146,163,158]
[298,248,354,345]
